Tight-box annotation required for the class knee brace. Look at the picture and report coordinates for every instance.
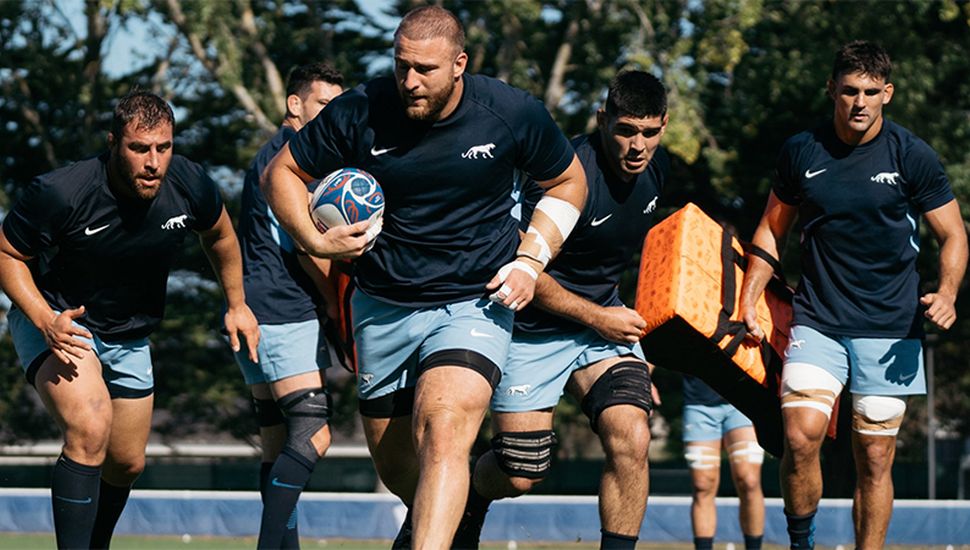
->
[852,395,906,436]
[581,361,652,433]
[727,440,764,465]
[684,445,720,470]
[252,396,285,427]
[279,388,331,465]
[490,430,557,479]
[780,363,843,419]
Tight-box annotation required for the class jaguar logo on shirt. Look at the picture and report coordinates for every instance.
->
[461,143,496,159]
[161,214,188,230]
[870,172,901,186]
[643,196,658,214]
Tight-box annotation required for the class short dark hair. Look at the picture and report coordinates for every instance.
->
[111,90,175,137]
[286,62,344,98]
[832,40,892,82]
[394,5,465,53]
[604,71,667,119]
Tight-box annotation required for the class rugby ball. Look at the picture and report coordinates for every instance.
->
[309,168,385,232]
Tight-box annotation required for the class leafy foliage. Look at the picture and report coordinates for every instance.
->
[1,0,969,464]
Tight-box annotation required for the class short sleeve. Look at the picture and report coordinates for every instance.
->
[176,159,224,231]
[513,96,575,182]
[772,138,802,205]
[2,176,66,257]
[903,138,955,213]
[289,89,362,180]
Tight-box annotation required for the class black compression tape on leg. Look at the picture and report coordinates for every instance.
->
[490,430,558,479]
[279,388,330,467]
[581,360,652,433]
[693,536,714,550]
[419,348,502,389]
[253,396,285,427]
[359,387,415,418]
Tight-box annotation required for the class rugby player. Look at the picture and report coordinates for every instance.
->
[261,6,587,549]
[682,375,764,550]
[233,62,344,549]
[0,91,259,549]
[740,41,968,549]
[463,71,669,550]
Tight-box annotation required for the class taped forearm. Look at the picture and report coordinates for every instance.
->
[518,196,581,269]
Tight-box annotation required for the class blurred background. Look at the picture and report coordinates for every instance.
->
[1,0,969,501]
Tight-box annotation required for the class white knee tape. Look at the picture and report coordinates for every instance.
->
[684,445,720,470]
[727,440,764,465]
[780,362,844,418]
[852,395,906,436]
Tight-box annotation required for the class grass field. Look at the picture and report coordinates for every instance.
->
[0,535,965,549]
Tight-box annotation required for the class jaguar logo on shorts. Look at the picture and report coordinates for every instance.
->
[785,339,806,358]
[507,384,531,396]
[359,373,374,385]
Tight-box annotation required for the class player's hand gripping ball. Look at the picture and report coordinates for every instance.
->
[309,168,385,251]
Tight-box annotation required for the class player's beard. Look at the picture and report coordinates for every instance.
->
[401,78,455,122]
[109,153,165,201]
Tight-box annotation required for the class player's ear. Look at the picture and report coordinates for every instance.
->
[107,131,116,149]
[453,50,468,79]
[826,79,836,100]
[882,82,894,105]
[285,94,302,119]
[595,109,608,132]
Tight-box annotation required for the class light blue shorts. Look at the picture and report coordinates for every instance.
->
[785,325,925,395]
[683,403,754,442]
[351,290,514,401]
[234,318,330,385]
[7,306,154,399]
[491,328,645,413]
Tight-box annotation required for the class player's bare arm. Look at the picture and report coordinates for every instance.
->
[262,143,372,259]
[0,226,93,363]
[739,192,797,340]
[920,199,968,330]
[198,207,261,362]
[297,254,340,320]
[532,272,645,344]
[487,154,588,310]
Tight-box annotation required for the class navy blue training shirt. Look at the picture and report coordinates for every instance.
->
[514,132,669,335]
[775,120,954,339]
[239,127,322,324]
[682,374,727,406]
[288,74,575,307]
[3,153,224,341]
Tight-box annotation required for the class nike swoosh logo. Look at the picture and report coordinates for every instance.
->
[271,477,303,490]
[898,371,918,383]
[804,168,827,179]
[55,495,93,505]
[590,214,613,227]
[84,224,110,236]
[469,329,494,338]
[371,146,397,156]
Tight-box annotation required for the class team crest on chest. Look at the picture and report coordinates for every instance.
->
[870,172,901,186]
[161,214,188,230]
[461,143,496,159]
